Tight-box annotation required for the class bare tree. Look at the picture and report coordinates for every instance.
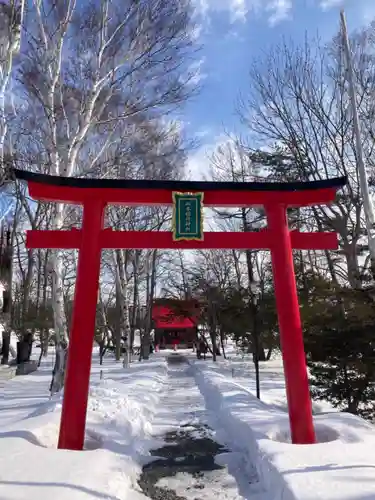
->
[237,31,375,287]
[13,0,198,391]
[0,1,24,362]
[0,0,23,178]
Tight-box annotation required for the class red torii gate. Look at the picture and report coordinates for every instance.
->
[14,169,346,450]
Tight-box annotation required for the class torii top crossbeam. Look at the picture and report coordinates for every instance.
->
[14,168,346,207]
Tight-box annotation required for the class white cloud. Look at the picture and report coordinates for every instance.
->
[186,132,240,181]
[318,0,375,23]
[188,57,207,85]
[193,0,246,21]
[186,143,213,180]
[192,0,292,26]
[362,2,375,23]
[267,0,292,25]
[228,0,248,22]
[319,0,344,9]
[186,131,227,180]
[193,0,375,28]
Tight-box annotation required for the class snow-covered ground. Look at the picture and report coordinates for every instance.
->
[0,350,167,500]
[1,344,375,500]
[192,347,375,500]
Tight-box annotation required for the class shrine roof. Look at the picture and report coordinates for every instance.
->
[152,299,200,330]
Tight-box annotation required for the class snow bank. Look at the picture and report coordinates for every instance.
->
[193,361,375,500]
[0,356,168,500]
[219,351,336,414]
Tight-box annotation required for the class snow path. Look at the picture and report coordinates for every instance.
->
[140,355,260,500]
[0,351,265,499]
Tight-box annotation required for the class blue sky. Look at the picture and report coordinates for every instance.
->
[184,0,375,179]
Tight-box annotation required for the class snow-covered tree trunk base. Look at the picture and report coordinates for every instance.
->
[9,343,16,358]
[122,329,131,368]
[50,344,67,395]
[141,333,151,361]
[49,258,69,392]
[0,329,10,364]
[42,330,49,357]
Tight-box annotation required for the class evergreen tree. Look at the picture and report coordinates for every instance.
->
[302,278,375,418]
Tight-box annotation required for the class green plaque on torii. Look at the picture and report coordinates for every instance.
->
[172,192,204,241]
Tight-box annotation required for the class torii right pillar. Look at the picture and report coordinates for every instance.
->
[265,194,340,445]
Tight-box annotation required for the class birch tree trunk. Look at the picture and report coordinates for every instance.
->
[98,291,111,365]
[20,0,197,386]
[120,251,131,367]
[49,205,69,394]
[142,250,157,361]
[114,282,122,362]
[0,0,23,174]
[0,2,24,362]
[0,224,13,364]
[41,251,50,358]
[20,249,34,321]
[131,251,141,348]
[113,249,131,366]
[208,295,217,363]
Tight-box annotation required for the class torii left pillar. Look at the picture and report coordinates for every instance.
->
[58,199,105,450]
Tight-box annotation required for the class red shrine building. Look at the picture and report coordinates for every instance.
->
[152,298,200,349]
